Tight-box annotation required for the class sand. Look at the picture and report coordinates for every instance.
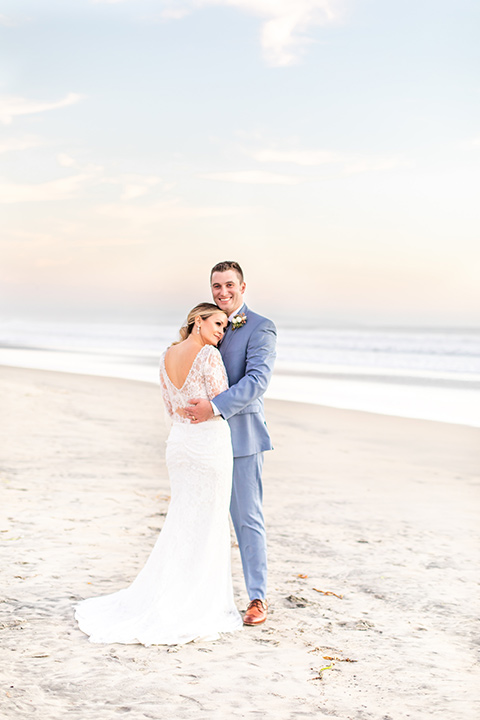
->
[1,366,479,720]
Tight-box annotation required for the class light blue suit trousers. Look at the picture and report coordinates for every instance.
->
[230,453,266,601]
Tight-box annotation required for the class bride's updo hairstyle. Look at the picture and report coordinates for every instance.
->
[173,302,227,345]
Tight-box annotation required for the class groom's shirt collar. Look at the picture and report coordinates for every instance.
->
[228,303,245,321]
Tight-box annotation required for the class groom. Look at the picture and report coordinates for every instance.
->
[187,261,276,625]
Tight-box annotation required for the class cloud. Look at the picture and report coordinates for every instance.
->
[8,229,56,244]
[236,0,339,66]
[36,257,73,268]
[57,153,77,168]
[0,136,43,154]
[251,148,338,165]
[94,0,342,66]
[202,170,302,184]
[342,157,411,175]
[161,8,191,19]
[0,93,84,125]
[0,173,98,204]
[0,153,162,205]
[153,3,192,20]
[98,199,243,225]
[248,144,411,175]
[104,173,162,200]
[0,14,16,26]
[195,1,342,66]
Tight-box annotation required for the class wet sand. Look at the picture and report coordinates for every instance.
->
[1,366,479,719]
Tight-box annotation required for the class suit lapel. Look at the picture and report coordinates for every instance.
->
[219,303,247,354]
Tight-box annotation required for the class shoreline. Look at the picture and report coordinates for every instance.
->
[1,353,480,428]
[1,366,479,719]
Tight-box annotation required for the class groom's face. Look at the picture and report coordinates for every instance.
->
[211,270,246,317]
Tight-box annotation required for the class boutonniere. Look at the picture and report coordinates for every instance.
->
[231,313,247,330]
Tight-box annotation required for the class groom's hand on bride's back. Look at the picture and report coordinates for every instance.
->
[186,398,214,424]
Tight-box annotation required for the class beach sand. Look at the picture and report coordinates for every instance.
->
[1,366,479,719]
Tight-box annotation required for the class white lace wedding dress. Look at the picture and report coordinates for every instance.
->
[75,344,242,645]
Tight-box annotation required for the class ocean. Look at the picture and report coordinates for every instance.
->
[1,319,479,428]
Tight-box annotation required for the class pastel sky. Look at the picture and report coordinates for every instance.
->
[1,0,479,325]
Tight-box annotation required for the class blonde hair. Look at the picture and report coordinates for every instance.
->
[173,302,227,345]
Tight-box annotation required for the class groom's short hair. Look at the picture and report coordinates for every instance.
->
[210,261,244,283]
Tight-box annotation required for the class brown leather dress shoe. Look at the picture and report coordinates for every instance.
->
[243,599,268,626]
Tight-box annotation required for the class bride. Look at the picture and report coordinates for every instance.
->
[75,303,243,645]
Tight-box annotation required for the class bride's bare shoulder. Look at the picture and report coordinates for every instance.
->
[164,343,180,359]
[163,342,184,372]
[164,340,192,360]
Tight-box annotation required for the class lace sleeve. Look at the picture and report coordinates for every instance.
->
[204,346,229,400]
[159,355,174,418]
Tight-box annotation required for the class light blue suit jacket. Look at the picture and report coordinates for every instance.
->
[213,304,277,458]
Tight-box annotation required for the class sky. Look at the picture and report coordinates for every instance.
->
[1,0,479,326]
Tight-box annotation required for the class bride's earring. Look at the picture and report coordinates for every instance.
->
[197,325,200,335]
